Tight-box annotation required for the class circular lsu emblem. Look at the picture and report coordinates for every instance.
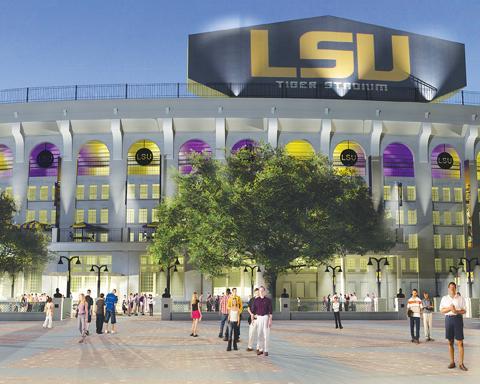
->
[36,150,54,168]
[135,148,153,166]
[437,152,453,169]
[340,149,358,166]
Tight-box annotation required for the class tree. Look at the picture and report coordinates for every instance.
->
[0,192,52,297]
[149,145,394,299]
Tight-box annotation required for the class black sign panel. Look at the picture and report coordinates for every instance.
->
[135,148,153,166]
[36,150,54,168]
[188,16,466,102]
[437,152,453,169]
[340,149,358,166]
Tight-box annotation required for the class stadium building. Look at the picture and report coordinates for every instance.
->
[0,16,479,304]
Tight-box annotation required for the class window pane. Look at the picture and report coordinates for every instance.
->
[456,235,465,249]
[26,210,35,222]
[407,210,417,225]
[433,234,441,249]
[454,188,463,202]
[444,234,453,249]
[138,208,148,224]
[27,186,36,201]
[38,210,48,224]
[101,184,110,200]
[432,211,440,225]
[432,187,439,202]
[127,208,135,224]
[50,210,56,225]
[127,184,136,199]
[455,211,464,225]
[444,211,452,225]
[435,258,442,273]
[383,186,391,200]
[442,188,451,202]
[152,184,160,199]
[75,209,84,223]
[409,257,418,272]
[408,234,418,249]
[89,185,98,200]
[39,186,49,201]
[100,208,109,224]
[139,184,148,199]
[407,186,416,201]
[87,209,96,224]
[76,185,84,200]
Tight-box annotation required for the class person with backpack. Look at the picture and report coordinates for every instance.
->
[104,289,118,334]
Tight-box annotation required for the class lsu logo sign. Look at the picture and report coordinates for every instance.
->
[188,16,466,102]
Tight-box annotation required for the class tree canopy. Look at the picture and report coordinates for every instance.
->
[149,144,394,296]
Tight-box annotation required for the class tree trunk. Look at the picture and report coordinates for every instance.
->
[263,270,278,310]
[10,273,15,298]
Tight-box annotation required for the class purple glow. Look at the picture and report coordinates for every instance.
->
[77,141,110,176]
[383,143,414,177]
[179,139,212,174]
[0,144,13,178]
[29,143,60,177]
[232,139,257,153]
[431,144,461,179]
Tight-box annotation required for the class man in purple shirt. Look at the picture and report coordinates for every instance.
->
[252,286,273,356]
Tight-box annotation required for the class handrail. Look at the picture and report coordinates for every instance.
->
[0,82,477,105]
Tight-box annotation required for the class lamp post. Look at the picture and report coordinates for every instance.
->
[90,264,108,298]
[459,257,479,298]
[243,265,261,296]
[367,257,390,297]
[449,265,461,287]
[159,257,180,296]
[58,256,81,298]
[324,265,342,294]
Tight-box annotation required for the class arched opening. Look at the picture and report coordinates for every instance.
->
[383,143,415,177]
[431,144,461,179]
[178,139,212,175]
[332,141,366,177]
[29,142,60,177]
[231,139,257,153]
[77,141,110,176]
[0,144,13,178]
[127,140,161,176]
[285,140,315,160]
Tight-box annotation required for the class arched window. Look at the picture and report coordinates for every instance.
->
[285,140,315,160]
[383,143,414,177]
[0,144,13,178]
[178,139,212,175]
[332,141,366,177]
[231,139,257,153]
[431,144,460,179]
[127,140,161,176]
[29,142,60,177]
[77,141,110,176]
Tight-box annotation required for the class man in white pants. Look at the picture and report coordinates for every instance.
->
[252,286,273,356]
[246,288,259,352]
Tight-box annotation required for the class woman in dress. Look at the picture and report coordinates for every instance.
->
[77,293,89,343]
[190,291,201,337]
[42,297,54,329]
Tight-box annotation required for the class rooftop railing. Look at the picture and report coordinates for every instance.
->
[0,82,478,105]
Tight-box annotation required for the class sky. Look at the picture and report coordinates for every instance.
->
[0,0,478,90]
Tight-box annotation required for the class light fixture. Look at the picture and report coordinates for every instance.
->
[175,258,180,265]
[257,267,262,273]
[367,258,373,266]
[384,259,390,267]
[90,266,95,272]
[324,267,329,273]
[338,267,343,273]
[58,258,63,265]
[458,259,464,267]
[243,266,248,273]
[104,266,109,272]
[173,265,178,272]
[75,258,81,265]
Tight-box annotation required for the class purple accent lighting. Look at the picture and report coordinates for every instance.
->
[179,139,212,174]
[29,142,60,177]
[431,144,461,179]
[232,139,257,153]
[383,143,414,177]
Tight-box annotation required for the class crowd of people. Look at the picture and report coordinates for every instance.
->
[121,293,155,316]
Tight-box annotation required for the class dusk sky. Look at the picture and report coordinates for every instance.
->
[0,0,478,90]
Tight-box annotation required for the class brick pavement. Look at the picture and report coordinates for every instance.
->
[0,315,478,384]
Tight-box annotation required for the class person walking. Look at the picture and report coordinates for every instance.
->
[122,295,128,315]
[227,297,240,351]
[407,289,423,343]
[85,289,94,336]
[104,289,118,334]
[77,293,89,343]
[42,297,54,329]
[439,281,468,371]
[95,293,106,334]
[345,294,350,312]
[364,294,372,312]
[147,294,154,316]
[218,288,231,340]
[326,294,331,312]
[247,288,259,352]
[190,291,201,337]
[332,296,343,329]
[252,286,273,357]
[422,291,434,341]
[351,292,357,312]
[227,288,243,342]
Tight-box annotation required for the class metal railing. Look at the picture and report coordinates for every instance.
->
[0,301,45,313]
[59,228,123,242]
[0,82,477,105]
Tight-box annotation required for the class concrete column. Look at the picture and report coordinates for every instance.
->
[215,118,226,160]
[161,118,176,198]
[369,120,383,211]
[110,120,126,227]
[57,121,76,227]
[161,297,172,320]
[267,118,278,148]
[320,119,332,157]
[11,123,28,217]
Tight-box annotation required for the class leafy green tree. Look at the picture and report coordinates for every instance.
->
[0,192,52,297]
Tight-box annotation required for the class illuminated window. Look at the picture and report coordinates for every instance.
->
[284,140,315,160]
[445,258,454,271]
[89,185,97,200]
[4,186,12,198]
[395,209,405,225]
[26,210,35,222]
[100,209,109,224]
[38,210,48,224]
[359,258,368,272]
[455,211,464,225]
[432,211,440,225]
[454,188,463,202]
[127,140,161,176]
[39,186,49,201]
[432,187,439,202]
[407,186,416,201]
[101,185,109,200]
[50,210,56,225]
[383,186,391,201]
[433,234,441,249]
[152,184,160,199]
[444,234,453,249]
[138,208,148,224]
[77,140,110,176]
[432,144,461,179]
[456,235,465,249]
[140,272,154,292]
[75,209,84,223]
[408,234,418,249]
[152,208,159,221]
[129,232,135,242]
[442,188,451,202]
[384,209,392,219]
[407,210,417,225]
[87,209,97,224]
[27,186,36,201]
[126,209,135,224]
[435,258,442,273]
[100,233,108,242]
[409,257,418,272]
[346,257,356,272]
[444,211,452,225]
[127,184,136,199]
[139,184,148,199]
[76,185,85,200]
[401,257,406,272]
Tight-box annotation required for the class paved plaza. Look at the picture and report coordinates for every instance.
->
[0,315,478,384]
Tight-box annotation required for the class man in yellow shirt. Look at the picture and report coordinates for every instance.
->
[227,287,243,342]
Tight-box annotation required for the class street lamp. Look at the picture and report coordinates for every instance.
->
[324,265,342,294]
[459,257,479,298]
[90,264,108,298]
[58,256,81,298]
[243,265,261,296]
[159,257,180,296]
[449,265,461,287]
[367,257,389,297]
